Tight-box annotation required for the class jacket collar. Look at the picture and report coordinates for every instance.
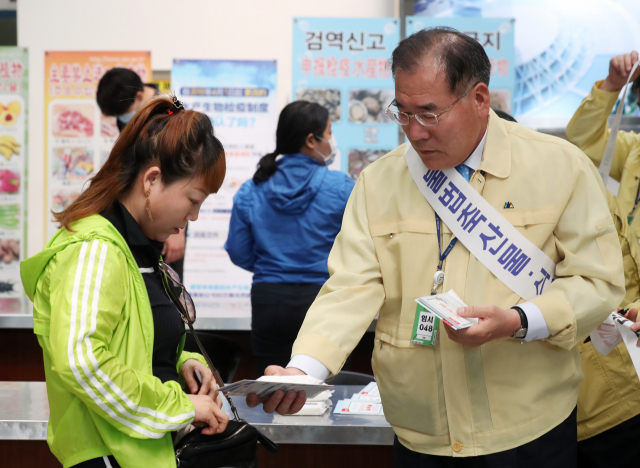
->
[477,108,511,179]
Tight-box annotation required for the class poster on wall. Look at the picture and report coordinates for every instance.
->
[172,60,278,318]
[413,0,640,121]
[44,51,152,240]
[406,17,516,114]
[0,47,28,314]
[292,17,400,180]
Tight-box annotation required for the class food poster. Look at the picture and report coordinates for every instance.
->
[406,17,516,114]
[45,51,152,239]
[0,47,28,313]
[172,60,278,318]
[292,18,400,180]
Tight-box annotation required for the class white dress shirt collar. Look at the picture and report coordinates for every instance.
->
[461,126,488,172]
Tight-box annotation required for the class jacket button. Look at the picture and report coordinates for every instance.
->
[390,234,394,238]
[452,442,462,452]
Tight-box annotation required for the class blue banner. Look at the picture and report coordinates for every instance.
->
[292,17,400,179]
[406,17,516,115]
[172,60,278,318]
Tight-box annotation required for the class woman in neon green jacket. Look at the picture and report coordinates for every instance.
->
[20,96,228,468]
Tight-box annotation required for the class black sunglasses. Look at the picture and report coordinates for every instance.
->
[158,260,242,421]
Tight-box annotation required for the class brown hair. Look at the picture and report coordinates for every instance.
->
[54,96,226,231]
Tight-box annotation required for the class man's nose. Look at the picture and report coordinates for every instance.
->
[406,117,432,141]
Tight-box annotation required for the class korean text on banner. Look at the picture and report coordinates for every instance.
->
[406,17,516,114]
[44,51,152,240]
[172,60,278,319]
[292,17,400,179]
[0,47,28,313]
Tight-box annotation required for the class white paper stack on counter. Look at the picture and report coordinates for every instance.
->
[334,382,385,415]
[415,290,478,330]
[256,375,334,416]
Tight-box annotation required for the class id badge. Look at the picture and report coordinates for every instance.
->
[411,303,440,346]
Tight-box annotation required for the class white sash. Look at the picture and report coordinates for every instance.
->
[597,60,640,188]
[405,144,556,301]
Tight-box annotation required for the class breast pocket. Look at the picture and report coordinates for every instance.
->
[370,220,442,344]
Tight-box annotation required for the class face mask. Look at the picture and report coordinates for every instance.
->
[118,110,136,124]
[315,135,339,166]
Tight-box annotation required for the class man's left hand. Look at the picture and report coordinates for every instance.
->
[162,228,186,264]
[444,305,521,347]
[180,359,223,408]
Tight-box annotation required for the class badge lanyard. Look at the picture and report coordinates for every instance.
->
[432,213,458,294]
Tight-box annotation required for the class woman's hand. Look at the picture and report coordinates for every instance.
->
[181,359,222,408]
[188,394,229,435]
[162,228,186,264]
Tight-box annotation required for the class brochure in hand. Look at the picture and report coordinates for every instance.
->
[415,290,477,330]
[217,379,333,399]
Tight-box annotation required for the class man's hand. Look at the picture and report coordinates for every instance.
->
[180,359,222,408]
[601,51,640,92]
[245,366,308,415]
[621,308,640,346]
[444,305,521,347]
[162,228,186,264]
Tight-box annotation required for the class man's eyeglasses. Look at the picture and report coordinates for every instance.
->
[384,83,478,127]
[158,260,242,421]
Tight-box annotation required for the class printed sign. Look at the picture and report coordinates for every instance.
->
[172,60,278,318]
[292,17,400,179]
[44,51,152,239]
[0,47,27,313]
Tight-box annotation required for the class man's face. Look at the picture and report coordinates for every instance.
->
[394,62,490,170]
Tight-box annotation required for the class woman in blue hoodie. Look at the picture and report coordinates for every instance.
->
[225,101,354,375]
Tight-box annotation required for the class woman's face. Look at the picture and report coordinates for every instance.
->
[316,118,333,158]
[142,171,209,242]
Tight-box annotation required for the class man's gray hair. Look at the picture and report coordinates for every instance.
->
[391,27,491,97]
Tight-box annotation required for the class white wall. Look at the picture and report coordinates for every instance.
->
[18,0,397,255]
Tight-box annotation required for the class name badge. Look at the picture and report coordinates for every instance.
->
[411,303,440,346]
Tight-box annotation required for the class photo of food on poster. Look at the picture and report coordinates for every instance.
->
[44,51,151,239]
[0,47,28,313]
[292,17,400,176]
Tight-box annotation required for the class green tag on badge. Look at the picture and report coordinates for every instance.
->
[411,303,440,346]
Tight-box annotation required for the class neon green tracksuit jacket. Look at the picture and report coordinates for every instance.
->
[20,214,206,468]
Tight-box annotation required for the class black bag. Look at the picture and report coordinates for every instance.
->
[175,420,278,468]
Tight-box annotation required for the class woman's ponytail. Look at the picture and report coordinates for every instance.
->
[252,100,329,184]
[253,152,279,184]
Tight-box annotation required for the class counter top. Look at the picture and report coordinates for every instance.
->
[0,382,394,445]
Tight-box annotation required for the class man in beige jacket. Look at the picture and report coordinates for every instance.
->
[247,27,625,467]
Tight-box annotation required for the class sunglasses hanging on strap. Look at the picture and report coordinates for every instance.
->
[158,261,278,467]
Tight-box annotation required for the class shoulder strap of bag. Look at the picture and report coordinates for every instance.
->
[404,144,556,301]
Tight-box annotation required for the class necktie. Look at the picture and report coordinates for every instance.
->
[455,163,473,182]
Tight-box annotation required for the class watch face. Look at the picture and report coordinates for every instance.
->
[514,328,527,339]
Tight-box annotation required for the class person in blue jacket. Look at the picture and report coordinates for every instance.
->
[225,101,354,375]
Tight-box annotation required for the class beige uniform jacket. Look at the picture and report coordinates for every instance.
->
[566,81,640,238]
[578,191,640,440]
[292,111,625,456]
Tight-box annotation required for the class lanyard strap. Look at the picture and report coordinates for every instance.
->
[435,213,458,269]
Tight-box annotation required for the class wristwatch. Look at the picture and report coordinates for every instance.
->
[510,306,528,340]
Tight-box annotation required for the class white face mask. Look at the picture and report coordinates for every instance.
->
[315,135,339,166]
[118,110,136,124]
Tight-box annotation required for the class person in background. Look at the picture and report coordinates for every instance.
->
[566,51,640,237]
[225,101,354,376]
[564,50,640,468]
[20,97,228,468]
[97,67,186,278]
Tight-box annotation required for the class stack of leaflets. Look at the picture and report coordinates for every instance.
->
[415,290,477,330]
[334,382,385,416]
[217,375,332,400]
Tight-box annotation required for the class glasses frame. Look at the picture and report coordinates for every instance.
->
[158,260,242,422]
[384,83,478,127]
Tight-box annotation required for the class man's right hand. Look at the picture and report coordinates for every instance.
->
[601,51,640,92]
[245,366,308,415]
